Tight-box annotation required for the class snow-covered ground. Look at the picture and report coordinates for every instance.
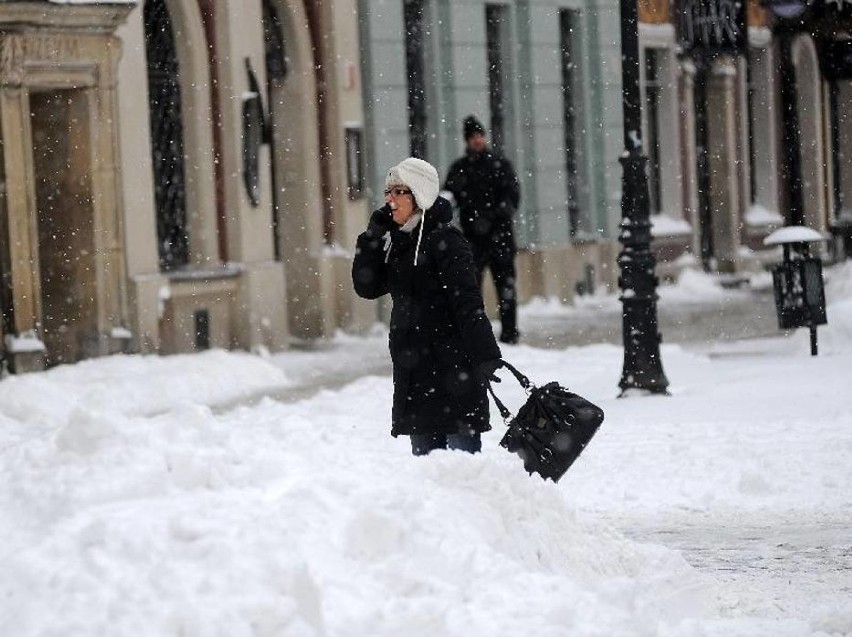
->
[1,264,851,636]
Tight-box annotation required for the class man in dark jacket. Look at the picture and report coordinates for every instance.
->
[352,157,503,456]
[444,115,521,344]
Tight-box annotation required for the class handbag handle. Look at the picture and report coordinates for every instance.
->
[498,360,532,390]
[485,360,534,423]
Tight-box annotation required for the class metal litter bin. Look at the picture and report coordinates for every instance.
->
[764,226,829,356]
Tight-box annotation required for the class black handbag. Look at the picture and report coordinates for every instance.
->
[487,361,605,482]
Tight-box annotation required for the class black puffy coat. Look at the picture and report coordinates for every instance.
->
[352,197,502,437]
[444,149,521,250]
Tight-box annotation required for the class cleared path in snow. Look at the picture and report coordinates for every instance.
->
[224,279,780,411]
[612,512,852,624]
[519,283,780,349]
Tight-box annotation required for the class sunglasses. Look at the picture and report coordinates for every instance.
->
[384,187,413,198]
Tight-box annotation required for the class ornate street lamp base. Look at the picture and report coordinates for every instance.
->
[617,156,670,396]
[617,0,669,397]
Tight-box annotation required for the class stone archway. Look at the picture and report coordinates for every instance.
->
[792,34,828,233]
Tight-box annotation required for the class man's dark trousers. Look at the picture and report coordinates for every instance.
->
[471,240,518,342]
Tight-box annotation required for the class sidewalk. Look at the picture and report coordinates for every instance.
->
[519,277,780,350]
[233,274,783,412]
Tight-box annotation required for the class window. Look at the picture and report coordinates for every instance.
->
[746,46,779,216]
[643,48,663,215]
[144,0,189,270]
[560,9,588,236]
[486,4,509,153]
[345,128,365,199]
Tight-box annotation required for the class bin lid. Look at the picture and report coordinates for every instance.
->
[763,225,829,246]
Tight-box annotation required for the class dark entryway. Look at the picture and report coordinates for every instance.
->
[30,90,99,366]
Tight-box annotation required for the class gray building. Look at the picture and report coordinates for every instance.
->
[357,0,627,301]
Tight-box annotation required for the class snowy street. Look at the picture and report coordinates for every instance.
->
[1,267,851,636]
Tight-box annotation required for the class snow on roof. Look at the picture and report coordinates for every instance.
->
[763,225,828,246]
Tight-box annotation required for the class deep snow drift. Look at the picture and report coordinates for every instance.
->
[0,264,851,636]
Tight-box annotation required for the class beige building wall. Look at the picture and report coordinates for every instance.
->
[115,0,288,357]
[327,0,373,333]
[268,0,334,339]
[211,0,288,352]
[115,7,166,354]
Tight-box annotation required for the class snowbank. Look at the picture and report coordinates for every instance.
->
[0,349,289,427]
[1,328,851,635]
[0,362,711,637]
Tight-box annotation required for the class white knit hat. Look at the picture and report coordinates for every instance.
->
[385,157,440,212]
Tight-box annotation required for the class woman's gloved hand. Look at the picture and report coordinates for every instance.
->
[366,204,395,238]
[475,359,504,384]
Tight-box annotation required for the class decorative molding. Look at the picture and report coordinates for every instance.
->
[0,3,133,31]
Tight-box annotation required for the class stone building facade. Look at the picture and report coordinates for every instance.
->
[0,0,373,372]
[1,0,849,372]
[637,0,852,274]
[356,0,628,305]
[356,0,852,299]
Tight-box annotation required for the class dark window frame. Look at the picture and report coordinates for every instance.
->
[643,48,664,215]
[486,4,508,153]
[560,9,584,236]
[404,0,428,159]
[144,0,190,270]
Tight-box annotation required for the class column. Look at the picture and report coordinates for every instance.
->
[706,55,742,272]
[0,87,40,337]
[679,57,702,257]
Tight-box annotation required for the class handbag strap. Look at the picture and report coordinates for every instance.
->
[485,360,534,422]
[486,382,512,421]
[499,360,532,389]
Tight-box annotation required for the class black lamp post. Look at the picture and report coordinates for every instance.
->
[616,0,669,395]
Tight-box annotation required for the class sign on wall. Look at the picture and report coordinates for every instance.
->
[679,0,748,55]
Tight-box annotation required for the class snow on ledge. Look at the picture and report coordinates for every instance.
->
[651,214,692,237]
[110,327,133,340]
[745,204,783,227]
[4,332,46,354]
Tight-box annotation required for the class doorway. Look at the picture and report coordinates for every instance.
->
[30,89,99,366]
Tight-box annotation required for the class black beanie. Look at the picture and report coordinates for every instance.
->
[463,115,486,140]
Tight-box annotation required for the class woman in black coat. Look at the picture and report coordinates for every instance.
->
[352,157,504,456]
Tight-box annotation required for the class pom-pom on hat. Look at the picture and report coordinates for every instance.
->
[463,115,486,140]
[385,157,440,212]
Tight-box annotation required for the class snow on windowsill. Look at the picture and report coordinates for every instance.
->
[4,333,46,354]
[745,204,784,227]
[110,327,134,340]
[651,214,692,237]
